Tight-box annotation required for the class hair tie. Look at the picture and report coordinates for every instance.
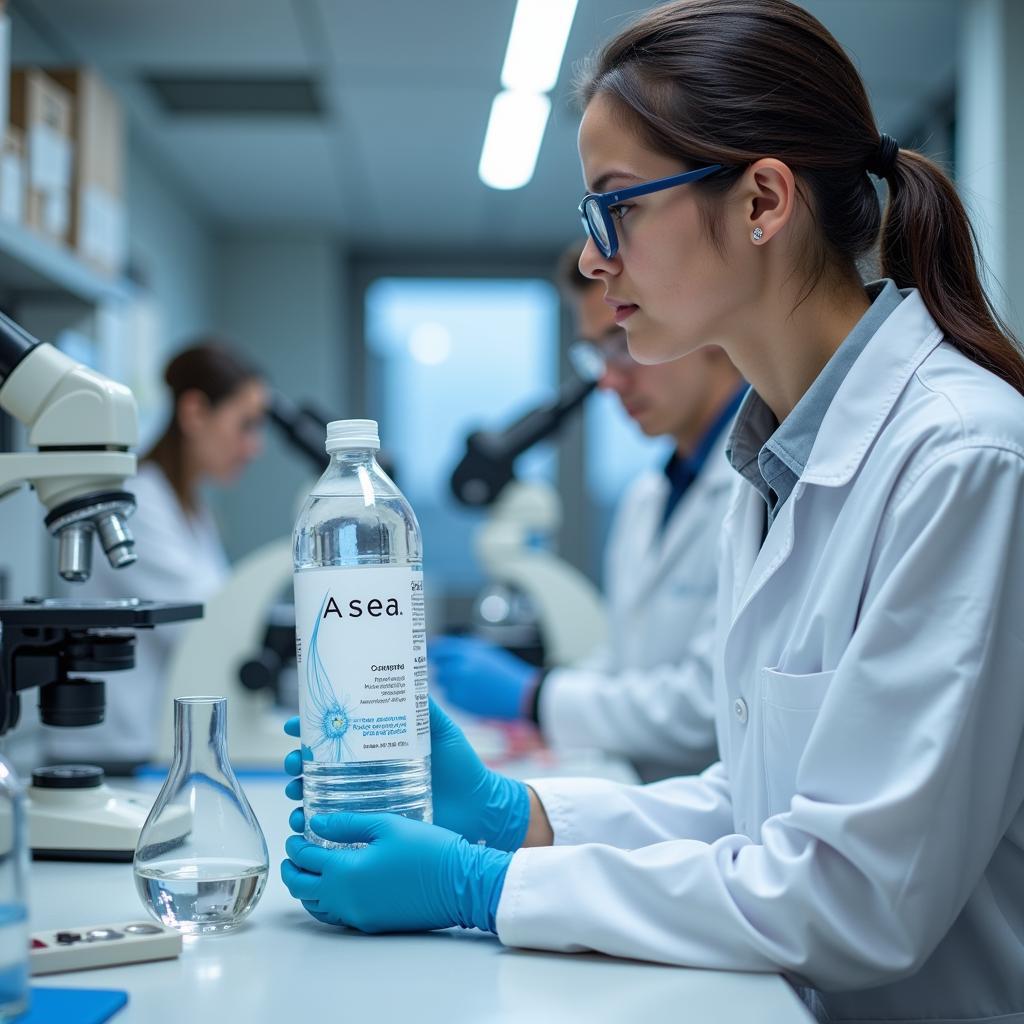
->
[867,133,899,178]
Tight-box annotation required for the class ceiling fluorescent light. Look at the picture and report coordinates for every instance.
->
[479,90,551,190]
[500,0,579,94]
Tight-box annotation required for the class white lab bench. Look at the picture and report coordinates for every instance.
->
[30,773,813,1023]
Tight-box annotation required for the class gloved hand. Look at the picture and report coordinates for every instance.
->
[280,812,512,934]
[283,700,530,851]
[428,635,539,720]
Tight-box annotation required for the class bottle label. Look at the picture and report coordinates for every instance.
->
[293,565,429,763]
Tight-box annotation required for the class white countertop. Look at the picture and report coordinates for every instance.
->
[29,774,813,1024]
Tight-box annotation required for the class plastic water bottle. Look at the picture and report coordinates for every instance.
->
[292,419,431,848]
[0,757,28,1020]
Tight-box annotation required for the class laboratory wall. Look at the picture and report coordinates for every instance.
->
[126,135,215,355]
[209,232,346,562]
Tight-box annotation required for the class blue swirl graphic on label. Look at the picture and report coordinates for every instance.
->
[304,594,354,762]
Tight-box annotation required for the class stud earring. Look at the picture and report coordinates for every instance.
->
[752,226,764,242]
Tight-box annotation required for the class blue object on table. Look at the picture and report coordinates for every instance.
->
[282,812,512,934]
[15,987,127,1024]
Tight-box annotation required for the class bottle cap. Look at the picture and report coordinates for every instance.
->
[325,419,380,453]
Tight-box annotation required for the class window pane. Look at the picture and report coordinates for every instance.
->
[365,277,559,593]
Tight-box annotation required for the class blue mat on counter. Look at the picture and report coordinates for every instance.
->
[15,987,127,1023]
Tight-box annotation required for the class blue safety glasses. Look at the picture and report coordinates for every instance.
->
[578,164,726,259]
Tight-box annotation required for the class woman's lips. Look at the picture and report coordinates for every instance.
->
[613,303,639,323]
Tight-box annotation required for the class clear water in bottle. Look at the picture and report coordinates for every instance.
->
[0,758,27,1020]
[293,419,431,848]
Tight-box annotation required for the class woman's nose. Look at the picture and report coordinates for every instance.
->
[579,236,620,280]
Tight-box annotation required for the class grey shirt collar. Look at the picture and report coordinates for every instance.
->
[726,278,905,526]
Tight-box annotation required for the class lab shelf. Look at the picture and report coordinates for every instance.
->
[0,216,133,308]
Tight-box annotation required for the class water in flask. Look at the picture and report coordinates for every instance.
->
[134,859,266,935]
[293,419,431,848]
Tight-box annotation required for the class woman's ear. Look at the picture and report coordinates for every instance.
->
[176,389,209,438]
[741,157,797,244]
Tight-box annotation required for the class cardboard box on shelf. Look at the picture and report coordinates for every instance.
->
[0,126,25,224]
[9,68,73,245]
[48,68,125,275]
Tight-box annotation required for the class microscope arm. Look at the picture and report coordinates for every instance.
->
[450,374,596,508]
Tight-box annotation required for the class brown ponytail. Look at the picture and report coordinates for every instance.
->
[880,150,1024,391]
[578,0,1024,394]
[145,338,262,513]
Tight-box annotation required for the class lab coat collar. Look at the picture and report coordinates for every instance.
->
[721,288,942,623]
[801,288,944,486]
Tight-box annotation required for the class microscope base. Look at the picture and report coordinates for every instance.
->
[28,779,190,863]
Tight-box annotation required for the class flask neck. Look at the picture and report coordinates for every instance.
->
[172,697,232,777]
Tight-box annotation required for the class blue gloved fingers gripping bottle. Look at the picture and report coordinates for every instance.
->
[280,858,321,901]
[283,717,304,788]
[282,702,530,851]
[282,813,511,934]
[428,698,530,851]
[283,717,306,806]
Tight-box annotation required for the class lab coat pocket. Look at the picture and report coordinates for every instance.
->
[761,668,834,818]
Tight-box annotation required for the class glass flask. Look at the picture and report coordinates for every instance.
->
[133,697,268,935]
[0,756,27,1021]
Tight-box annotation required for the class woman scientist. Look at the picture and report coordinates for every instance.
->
[281,1,1024,1018]
[43,340,266,770]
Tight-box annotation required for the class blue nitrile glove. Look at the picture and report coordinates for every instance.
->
[428,635,538,720]
[280,812,512,934]
[283,700,529,851]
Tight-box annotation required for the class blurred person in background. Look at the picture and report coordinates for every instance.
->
[42,339,267,770]
[431,241,744,779]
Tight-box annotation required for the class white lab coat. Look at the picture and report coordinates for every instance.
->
[539,432,734,775]
[497,289,1024,1023]
[42,461,229,764]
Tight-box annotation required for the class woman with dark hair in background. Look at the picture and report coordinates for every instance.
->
[281,2,1024,1018]
[43,339,266,769]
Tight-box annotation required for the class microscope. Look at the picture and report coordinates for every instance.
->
[0,311,201,860]
[449,373,608,667]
